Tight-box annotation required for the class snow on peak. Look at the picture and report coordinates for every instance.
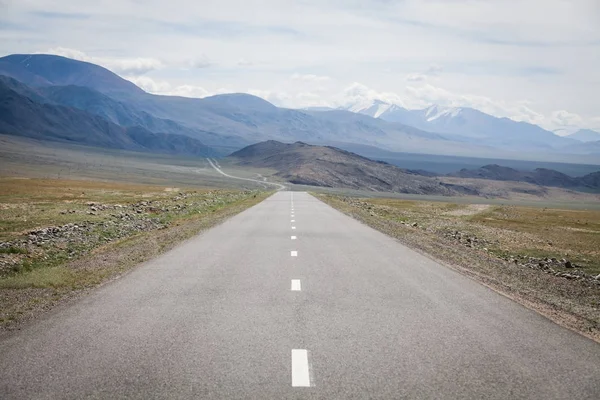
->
[425,105,463,122]
[343,99,400,118]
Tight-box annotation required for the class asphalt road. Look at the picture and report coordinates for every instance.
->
[1,191,599,399]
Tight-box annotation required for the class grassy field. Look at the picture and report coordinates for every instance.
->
[0,134,278,190]
[359,197,600,275]
[318,194,600,341]
[0,176,271,329]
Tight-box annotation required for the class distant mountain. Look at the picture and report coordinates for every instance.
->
[0,54,511,157]
[0,54,144,95]
[559,139,600,156]
[228,140,471,195]
[33,83,246,151]
[302,106,335,112]
[342,99,579,152]
[340,100,422,127]
[566,129,600,143]
[1,53,597,160]
[448,164,600,189]
[0,76,216,157]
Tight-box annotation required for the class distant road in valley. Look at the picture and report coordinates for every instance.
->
[206,158,286,191]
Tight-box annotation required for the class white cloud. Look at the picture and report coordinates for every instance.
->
[551,110,583,127]
[44,47,163,76]
[406,73,426,83]
[185,55,212,69]
[291,73,330,82]
[247,89,291,106]
[126,76,172,93]
[237,58,253,67]
[337,82,407,108]
[125,76,211,98]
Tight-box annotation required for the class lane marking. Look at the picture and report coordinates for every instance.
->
[291,279,301,291]
[291,219,295,223]
[291,236,297,240]
[291,349,311,387]
[291,251,298,257]
[292,226,296,230]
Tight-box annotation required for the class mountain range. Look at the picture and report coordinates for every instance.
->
[229,141,600,193]
[448,164,600,189]
[0,75,216,157]
[229,140,470,195]
[565,129,600,143]
[0,53,599,163]
[336,100,597,152]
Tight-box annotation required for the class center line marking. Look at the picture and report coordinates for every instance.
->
[291,349,311,387]
[291,236,297,240]
[291,251,298,257]
[291,279,301,291]
[292,226,296,230]
[291,219,295,223]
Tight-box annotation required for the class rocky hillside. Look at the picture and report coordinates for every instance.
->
[229,141,469,196]
[449,164,600,190]
[0,75,217,157]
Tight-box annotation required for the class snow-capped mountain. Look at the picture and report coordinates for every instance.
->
[566,129,600,143]
[339,99,579,150]
[339,100,422,127]
[422,105,463,122]
[342,99,397,118]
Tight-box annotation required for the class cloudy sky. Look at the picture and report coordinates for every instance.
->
[1,0,599,133]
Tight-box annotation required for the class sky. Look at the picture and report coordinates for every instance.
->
[1,0,599,133]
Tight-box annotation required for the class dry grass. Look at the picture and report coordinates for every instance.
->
[0,177,193,241]
[365,197,600,275]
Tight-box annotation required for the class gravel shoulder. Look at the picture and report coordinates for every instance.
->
[316,194,600,342]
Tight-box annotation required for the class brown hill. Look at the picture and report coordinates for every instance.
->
[229,141,472,196]
[449,164,600,190]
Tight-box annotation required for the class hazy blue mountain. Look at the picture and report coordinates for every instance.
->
[35,84,247,151]
[566,129,600,142]
[342,100,579,151]
[0,54,144,95]
[559,139,600,155]
[0,54,493,156]
[1,53,597,160]
[0,76,217,157]
[448,164,600,189]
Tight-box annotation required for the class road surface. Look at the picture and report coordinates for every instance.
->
[206,158,286,190]
[1,192,599,399]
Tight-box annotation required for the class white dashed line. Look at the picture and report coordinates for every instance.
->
[291,236,297,240]
[292,226,296,230]
[291,251,298,257]
[291,349,311,387]
[291,220,295,223]
[291,279,301,291]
